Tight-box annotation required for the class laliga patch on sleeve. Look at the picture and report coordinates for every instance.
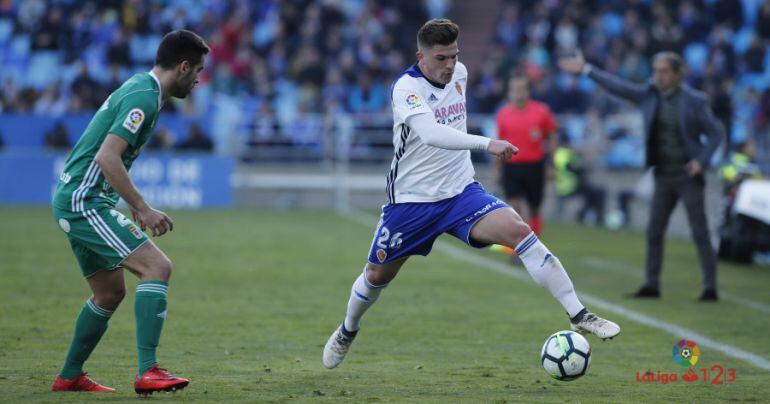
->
[122,108,145,134]
[405,93,422,109]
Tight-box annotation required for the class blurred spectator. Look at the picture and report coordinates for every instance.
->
[756,89,770,159]
[17,0,46,32]
[347,70,386,114]
[551,75,587,114]
[322,67,348,110]
[34,82,68,117]
[63,7,93,63]
[106,29,132,66]
[31,5,64,50]
[709,24,736,78]
[176,123,214,152]
[705,79,734,150]
[553,135,607,226]
[105,65,124,94]
[678,1,709,43]
[251,102,279,145]
[70,63,103,111]
[713,0,744,29]
[758,0,770,39]
[496,4,523,52]
[211,64,238,95]
[743,36,766,74]
[619,51,651,84]
[650,12,685,54]
[1,78,18,112]
[146,125,175,151]
[43,122,71,150]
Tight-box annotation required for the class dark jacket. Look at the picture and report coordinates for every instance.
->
[588,66,724,168]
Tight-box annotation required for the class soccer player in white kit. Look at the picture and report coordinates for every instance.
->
[323,19,620,369]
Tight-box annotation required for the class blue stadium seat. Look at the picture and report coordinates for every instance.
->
[26,51,63,89]
[8,35,30,64]
[601,13,623,37]
[131,35,162,64]
[732,27,756,55]
[0,18,12,45]
[605,136,645,168]
[684,43,708,75]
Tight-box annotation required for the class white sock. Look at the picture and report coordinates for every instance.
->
[515,232,585,318]
[343,267,386,332]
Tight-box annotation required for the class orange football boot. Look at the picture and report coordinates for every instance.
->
[134,365,189,395]
[52,373,115,392]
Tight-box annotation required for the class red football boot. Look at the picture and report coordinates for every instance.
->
[51,373,115,392]
[134,365,189,395]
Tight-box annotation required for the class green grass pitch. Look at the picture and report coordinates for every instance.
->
[1,206,769,402]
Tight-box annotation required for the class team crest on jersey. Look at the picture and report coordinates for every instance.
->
[376,248,388,262]
[122,108,145,134]
[128,225,144,239]
[405,93,422,109]
[455,82,463,96]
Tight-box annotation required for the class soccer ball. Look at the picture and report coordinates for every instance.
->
[540,330,592,381]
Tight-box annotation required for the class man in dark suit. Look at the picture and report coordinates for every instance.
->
[559,51,724,301]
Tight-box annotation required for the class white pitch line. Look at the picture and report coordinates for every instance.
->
[343,211,770,372]
[581,256,770,315]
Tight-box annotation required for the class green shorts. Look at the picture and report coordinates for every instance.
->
[52,205,149,278]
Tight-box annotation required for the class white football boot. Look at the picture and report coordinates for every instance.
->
[323,324,358,369]
[571,312,621,340]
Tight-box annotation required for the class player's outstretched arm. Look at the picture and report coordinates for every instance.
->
[406,113,491,151]
[94,134,173,237]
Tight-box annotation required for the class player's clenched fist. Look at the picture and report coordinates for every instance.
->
[486,139,519,161]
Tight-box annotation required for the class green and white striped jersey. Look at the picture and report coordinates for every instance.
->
[53,72,162,212]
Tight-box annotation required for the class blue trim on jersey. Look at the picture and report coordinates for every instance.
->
[390,64,423,100]
[412,64,446,89]
[386,124,411,203]
[389,63,446,101]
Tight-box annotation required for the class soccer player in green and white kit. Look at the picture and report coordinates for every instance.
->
[50,30,209,395]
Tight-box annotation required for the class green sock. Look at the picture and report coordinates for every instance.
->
[135,280,168,375]
[60,299,113,380]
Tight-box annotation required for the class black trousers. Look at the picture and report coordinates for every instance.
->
[645,173,717,291]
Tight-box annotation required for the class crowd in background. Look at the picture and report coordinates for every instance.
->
[0,0,447,117]
[484,0,770,155]
[0,0,768,159]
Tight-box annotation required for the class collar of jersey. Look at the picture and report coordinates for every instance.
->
[148,70,163,110]
[411,63,446,90]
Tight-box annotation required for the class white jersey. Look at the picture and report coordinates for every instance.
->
[387,61,474,203]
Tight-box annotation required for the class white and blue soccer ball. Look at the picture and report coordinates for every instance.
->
[540,330,592,381]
